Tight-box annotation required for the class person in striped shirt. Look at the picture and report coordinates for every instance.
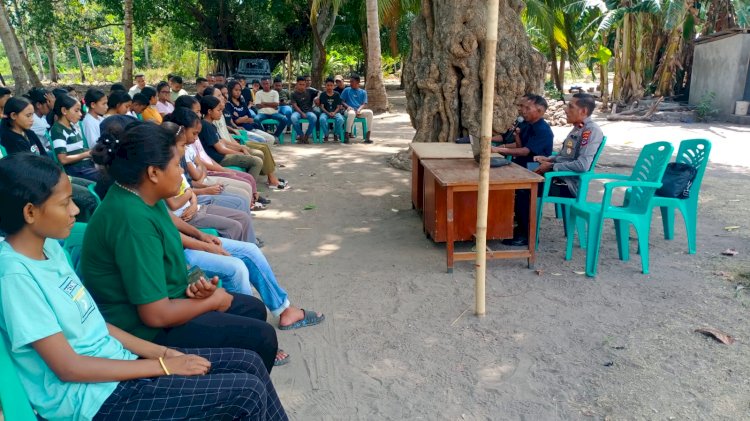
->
[50,95,99,181]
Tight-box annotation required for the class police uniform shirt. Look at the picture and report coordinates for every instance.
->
[551,116,604,195]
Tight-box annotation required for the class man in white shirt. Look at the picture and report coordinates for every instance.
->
[169,75,189,102]
[254,77,289,140]
[128,74,147,97]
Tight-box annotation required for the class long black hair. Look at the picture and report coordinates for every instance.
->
[174,95,199,111]
[0,153,63,235]
[91,121,177,186]
[199,95,221,118]
[2,97,33,128]
[52,94,78,118]
[163,106,200,129]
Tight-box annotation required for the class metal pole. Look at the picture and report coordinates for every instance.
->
[475,0,500,316]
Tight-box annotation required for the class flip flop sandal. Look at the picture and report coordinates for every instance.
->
[274,349,290,366]
[258,196,271,205]
[252,202,267,211]
[279,309,325,330]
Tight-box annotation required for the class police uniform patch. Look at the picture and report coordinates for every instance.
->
[581,130,591,146]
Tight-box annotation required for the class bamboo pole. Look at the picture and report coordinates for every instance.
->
[475,0,500,316]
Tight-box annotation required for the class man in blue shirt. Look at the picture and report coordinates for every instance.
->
[341,74,374,144]
[493,94,554,246]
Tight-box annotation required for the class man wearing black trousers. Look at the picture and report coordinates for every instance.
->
[493,94,554,247]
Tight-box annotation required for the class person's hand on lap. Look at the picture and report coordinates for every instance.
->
[185,276,219,299]
[534,161,554,174]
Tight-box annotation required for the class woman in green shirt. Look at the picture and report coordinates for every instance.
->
[0,153,287,420]
[80,121,281,373]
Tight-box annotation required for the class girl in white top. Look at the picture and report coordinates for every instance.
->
[82,89,107,146]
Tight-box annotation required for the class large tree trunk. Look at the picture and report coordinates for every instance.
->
[74,46,86,82]
[549,41,561,90]
[365,0,389,112]
[310,1,338,89]
[0,0,31,93]
[9,0,40,87]
[34,43,45,80]
[47,36,58,83]
[403,0,544,143]
[86,44,95,72]
[120,0,134,87]
[388,20,400,57]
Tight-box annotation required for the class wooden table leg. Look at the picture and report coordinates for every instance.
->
[527,182,538,269]
[446,186,455,273]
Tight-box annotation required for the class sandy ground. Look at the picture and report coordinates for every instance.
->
[254,87,750,421]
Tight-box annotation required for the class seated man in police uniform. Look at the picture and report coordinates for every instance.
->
[532,93,604,233]
[491,94,554,246]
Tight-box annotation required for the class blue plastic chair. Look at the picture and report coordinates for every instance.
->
[649,139,712,254]
[565,141,674,277]
[535,137,608,250]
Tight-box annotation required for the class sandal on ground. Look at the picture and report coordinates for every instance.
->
[252,202,267,211]
[274,349,290,366]
[269,183,290,191]
[279,309,325,330]
[256,237,265,248]
[257,196,271,205]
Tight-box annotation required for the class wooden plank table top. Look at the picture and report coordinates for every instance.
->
[410,142,475,159]
[421,159,544,187]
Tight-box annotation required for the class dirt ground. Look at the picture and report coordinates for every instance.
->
[254,87,750,421]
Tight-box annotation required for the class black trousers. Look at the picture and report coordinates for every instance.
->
[152,293,278,373]
[515,180,574,238]
[94,347,288,421]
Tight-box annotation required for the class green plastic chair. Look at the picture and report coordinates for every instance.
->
[650,139,712,254]
[256,118,285,144]
[535,137,608,250]
[350,117,368,139]
[87,183,102,206]
[231,130,249,145]
[199,228,220,236]
[63,222,88,275]
[565,141,674,277]
[0,335,38,421]
[322,119,345,143]
[290,118,320,144]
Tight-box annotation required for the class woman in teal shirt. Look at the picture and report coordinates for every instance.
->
[0,153,287,420]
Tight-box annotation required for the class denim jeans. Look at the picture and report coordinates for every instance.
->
[256,113,288,137]
[319,112,344,137]
[183,238,291,317]
[278,105,293,123]
[291,111,318,137]
[197,192,250,214]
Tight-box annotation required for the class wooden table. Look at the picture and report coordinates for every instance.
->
[421,158,544,273]
[411,143,475,213]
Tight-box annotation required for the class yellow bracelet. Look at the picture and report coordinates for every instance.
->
[158,357,171,375]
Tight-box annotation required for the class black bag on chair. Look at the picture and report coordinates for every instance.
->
[656,162,697,199]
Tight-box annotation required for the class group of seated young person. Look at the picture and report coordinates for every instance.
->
[0,76,329,419]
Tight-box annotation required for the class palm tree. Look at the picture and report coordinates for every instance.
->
[310,0,344,88]
[365,0,389,112]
